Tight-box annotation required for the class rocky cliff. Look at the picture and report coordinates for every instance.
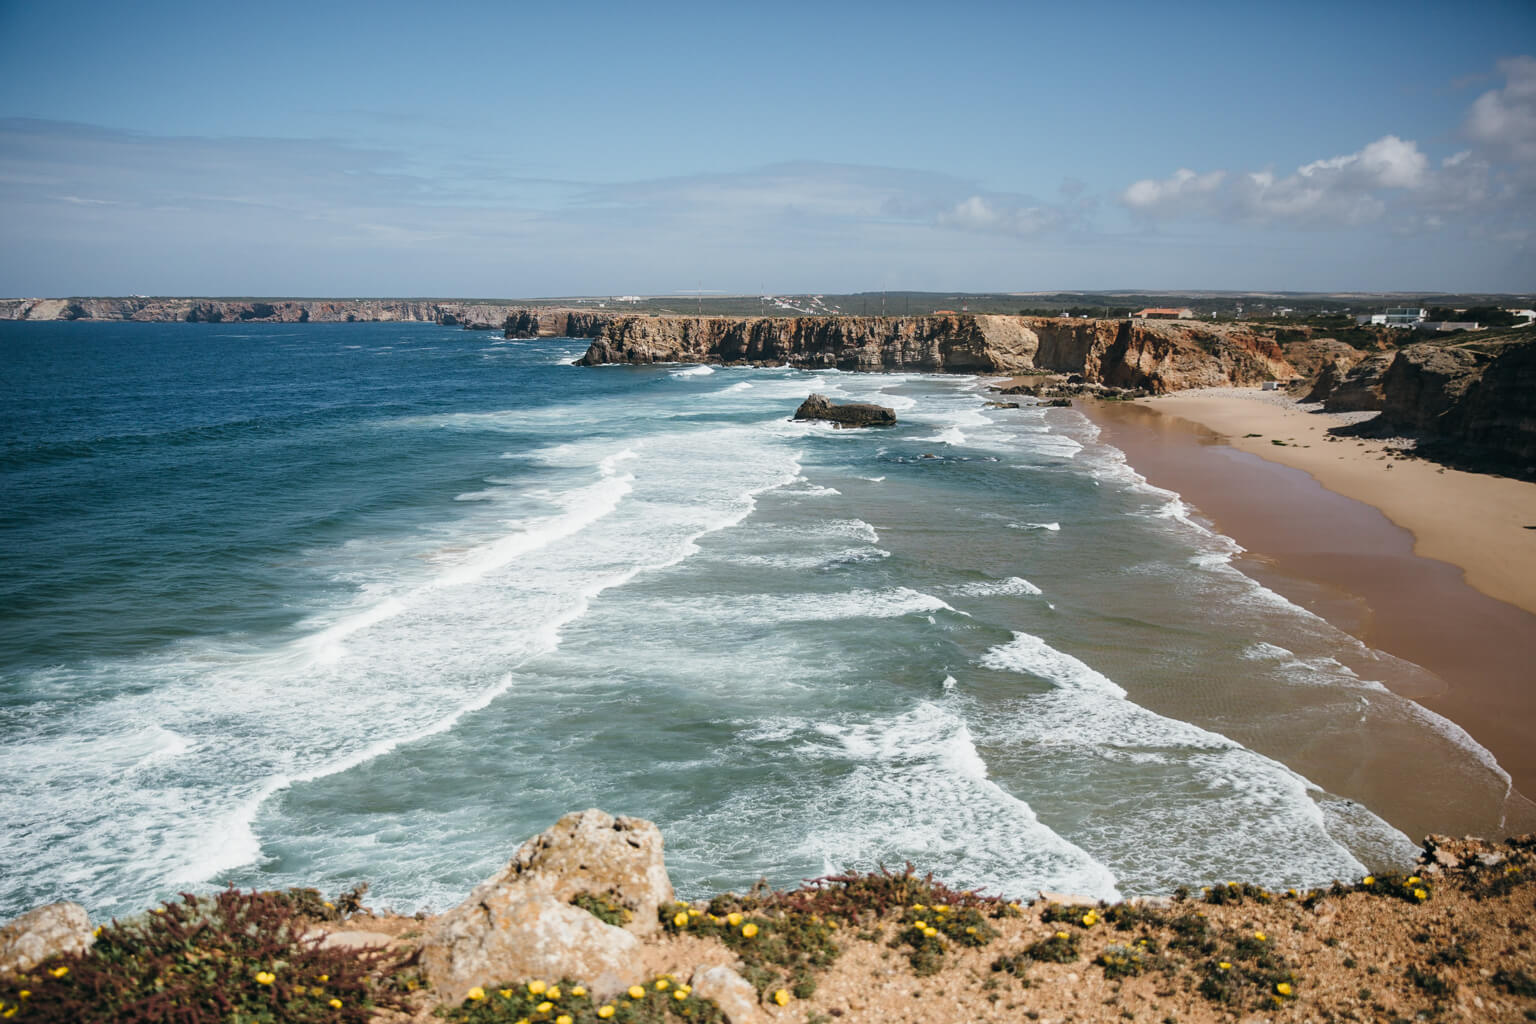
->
[1304,333,1536,479]
[503,309,615,339]
[576,314,1293,393]
[0,297,515,328]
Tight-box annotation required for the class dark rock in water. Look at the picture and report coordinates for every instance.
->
[792,392,896,427]
[1043,397,1073,407]
[984,400,1020,409]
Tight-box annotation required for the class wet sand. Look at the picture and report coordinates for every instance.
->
[1079,396,1536,834]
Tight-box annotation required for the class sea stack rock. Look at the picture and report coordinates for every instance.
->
[792,392,897,427]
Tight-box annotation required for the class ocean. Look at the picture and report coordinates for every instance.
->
[0,321,1513,922]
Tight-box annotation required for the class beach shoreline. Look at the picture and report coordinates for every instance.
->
[1070,387,1536,831]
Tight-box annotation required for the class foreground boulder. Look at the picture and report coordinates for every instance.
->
[793,393,896,427]
[420,809,673,1002]
[0,902,93,975]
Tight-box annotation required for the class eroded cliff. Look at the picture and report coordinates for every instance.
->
[576,314,1294,393]
[0,297,515,328]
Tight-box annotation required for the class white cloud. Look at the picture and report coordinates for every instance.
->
[936,195,1066,235]
[1122,168,1226,211]
[1123,136,1429,226]
[1119,56,1536,236]
[1465,55,1536,163]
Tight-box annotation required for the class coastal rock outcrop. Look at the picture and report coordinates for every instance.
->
[1374,343,1486,434]
[793,393,896,427]
[575,314,1293,393]
[0,297,517,329]
[0,902,94,975]
[419,809,672,1001]
[503,309,615,339]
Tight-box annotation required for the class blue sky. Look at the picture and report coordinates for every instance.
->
[1,0,1533,296]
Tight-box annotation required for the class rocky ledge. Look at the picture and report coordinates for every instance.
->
[3,812,1534,1024]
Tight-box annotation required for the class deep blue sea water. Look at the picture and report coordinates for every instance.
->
[0,321,1513,920]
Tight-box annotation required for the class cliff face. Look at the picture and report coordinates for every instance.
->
[577,314,1293,393]
[503,309,615,338]
[0,297,511,328]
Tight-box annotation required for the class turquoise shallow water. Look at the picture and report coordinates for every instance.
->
[0,321,1511,919]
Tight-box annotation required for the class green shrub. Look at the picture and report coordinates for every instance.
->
[438,976,725,1023]
[0,887,404,1023]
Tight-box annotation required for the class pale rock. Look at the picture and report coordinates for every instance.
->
[690,964,763,1024]
[0,902,94,975]
[420,810,672,1002]
[314,929,398,951]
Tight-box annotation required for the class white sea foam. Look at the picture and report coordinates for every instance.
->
[671,364,715,378]
[724,704,1121,901]
[1009,521,1061,531]
[974,631,1401,889]
[949,577,1044,598]
[661,587,961,624]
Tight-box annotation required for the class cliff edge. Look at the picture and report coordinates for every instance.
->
[576,314,1293,394]
[4,813,1532,1023]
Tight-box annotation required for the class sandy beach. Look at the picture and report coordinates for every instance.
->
[1078,388,1536,824]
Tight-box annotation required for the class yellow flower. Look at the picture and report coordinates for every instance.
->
[598,1008,615,1020]
[570,986,586,997]
[1254,931,1267,941]
[678,985,691,996]
[329,998,343,1009]
[1407,876,1421,885]
[773,989,791,1006]
[1362,875,1375,885]
[324,900,335,909]
[912,903,926,911]
[1414,888,1428,900]
[655,978,670,991]
[255,971,275,986]
[741,923,759,938]
[500,989,514,999]
[628,986,646,999]
[536,1002,554,1013]
[48,966,69,979]
[674,990,687,1000]
[557,1016,573,1024]
[1276,982,1293,996]
[923,927,938,938]
[674,912,690,927]
[548,986,562,999]
[913,920,928,929]
[467,987,487,1002]
[93,926,102,937]
[726,912,743,926]
[1081,911,1098,926]
[1218,961,1231,970]
[318,974,329,983]
[965,926,978,935]
[1055,930,1069,940]
[688,908,701,917]
[528,981,548,995]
